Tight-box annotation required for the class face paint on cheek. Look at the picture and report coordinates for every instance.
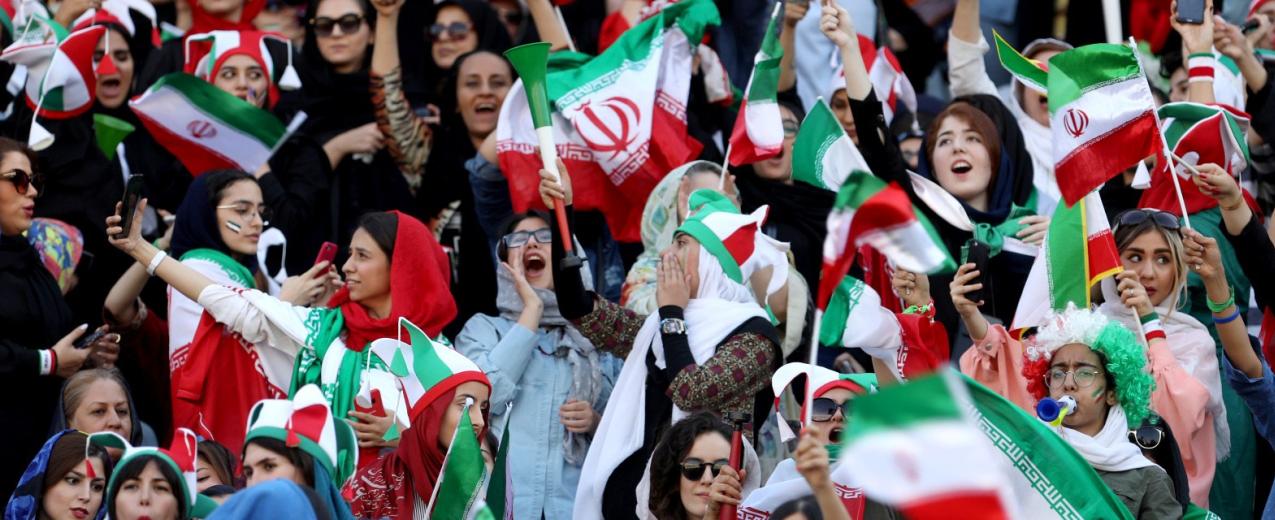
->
[1090,385,1105,400]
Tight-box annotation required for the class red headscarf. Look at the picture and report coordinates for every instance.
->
[185,0,263,36]
[328,211,457,350]
[348,388,491,520]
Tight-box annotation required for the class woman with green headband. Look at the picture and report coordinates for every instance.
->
[91,428,218,520]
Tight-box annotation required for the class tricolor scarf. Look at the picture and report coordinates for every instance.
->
[326,211,455,351]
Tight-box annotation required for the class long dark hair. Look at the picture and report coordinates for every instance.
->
[243,437,317,488]
[197,439,237,489]
[44,432,111,492]
[648,412,732,520]
[771,495,823,520]
[437,49,514,137]
[356,211,398,260]
[108,455,187,519]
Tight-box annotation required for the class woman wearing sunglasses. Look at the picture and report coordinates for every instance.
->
[454,210,620,519]
[0,137,118,497]
[959,303,1180,518]
[641,412,761,520]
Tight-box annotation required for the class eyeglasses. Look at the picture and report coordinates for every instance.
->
[679,458,728,481]
[1044,367,1104,390]
[502,228,551,249]
[809,397,851,422]
[429,21,472,42]
[0,168,41,197]
[311,13,364,37]
[215,202,272,224]
[1128,424,1163,450]
[1114,209,1181,232]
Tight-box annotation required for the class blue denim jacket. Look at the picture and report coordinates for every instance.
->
[456,314,621,519]
[1222,355,1275,518]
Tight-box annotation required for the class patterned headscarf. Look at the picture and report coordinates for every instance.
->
[24,218,83,293]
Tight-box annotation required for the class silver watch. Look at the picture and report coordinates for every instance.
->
[660,318,687,335]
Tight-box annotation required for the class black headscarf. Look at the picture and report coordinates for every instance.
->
[397,0,511,104]
[914,94,1035,224]
[169,173,258,273]
[298,0,376,142]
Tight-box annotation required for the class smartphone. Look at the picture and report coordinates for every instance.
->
[965,240,992,304]
[314,241,338,267]
[1176,0,1206,24]
[115,176,145,240]
[73,330,105,350]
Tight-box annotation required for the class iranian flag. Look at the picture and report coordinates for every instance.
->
[819,170,954,310]
[496,0,715,242]
[130,73,291,175]
[791,98,869,191]
[486,413,513,520]
[427,400,488,520]
[726,2,783,166]
[1010,191,1122,335]
[1139,102,1252,216]
[840,370,1012,519]
[1047,43,1161,206]
[866,45,916,126]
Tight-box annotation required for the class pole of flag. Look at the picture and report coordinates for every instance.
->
[264,111,308,163]
[1127,37,1192,228]
[1101,0,1123,44]
[505,41,582,267]
[805,309,822,425]
[717,143,731,190]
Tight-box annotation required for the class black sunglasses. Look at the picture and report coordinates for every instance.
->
[502,228,551,249]
[1128,424,1164,450]
[679,458,728,481]
[311,13,364,37]
[0,168,41,197]
[809,397,850,423]
[429,21,472,42]
[1114,209,1181,232]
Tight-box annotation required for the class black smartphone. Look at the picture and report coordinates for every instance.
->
[115,176,145,240]
[73,330,105,349]
[1176,0,1206,24]
[965,240,992,304]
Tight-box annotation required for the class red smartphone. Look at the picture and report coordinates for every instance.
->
[314,241,338,267]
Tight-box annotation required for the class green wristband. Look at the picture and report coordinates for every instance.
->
[1206,286,1235,314]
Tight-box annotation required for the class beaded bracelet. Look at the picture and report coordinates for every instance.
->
[1206,286,1235,314]
[1213,308,1242,325]
[903,301,934,317]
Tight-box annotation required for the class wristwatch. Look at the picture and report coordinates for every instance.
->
[660,318,687,335]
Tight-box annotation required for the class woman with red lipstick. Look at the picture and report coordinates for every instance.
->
[454,210,620,519]
[0,137,116,499]
[5,430,112,520]
[107,204,457,471]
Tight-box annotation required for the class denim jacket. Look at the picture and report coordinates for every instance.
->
[1223,355,1275,518]
[456,313,621,519]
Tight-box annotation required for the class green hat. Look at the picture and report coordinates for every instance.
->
[243,384,358,485]
[674,190,788,289]
[90,428,218,519]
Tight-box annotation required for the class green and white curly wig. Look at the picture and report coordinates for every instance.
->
[1022,304,1155,428]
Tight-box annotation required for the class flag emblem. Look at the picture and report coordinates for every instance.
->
[573,96,640,157]
[187,120,216,139]
[1063,108,1089,138]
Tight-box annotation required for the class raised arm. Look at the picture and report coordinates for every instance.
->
[1172,0,1218,104]
[106,199,215,305]
[820,0,870,101]
[947,0,999,98]
[370,0,432,177]
[527,0,571,51]
[777,0,808,93]
[1184,227,1262,378]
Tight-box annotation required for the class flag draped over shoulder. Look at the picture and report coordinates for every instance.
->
[1011,192,1121,335]
[1139,102,1251,216]
[726,2,783,166]
[428,401,487,520]
[1047,43,1161,206]
[791,98,869,192]
[130,73,287,175]
[819,171,954,310]
[496,0,716,242]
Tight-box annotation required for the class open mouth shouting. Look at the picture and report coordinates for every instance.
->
[523,249,547,280]
[950,159,973,175]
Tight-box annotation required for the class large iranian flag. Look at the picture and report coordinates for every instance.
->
[1010,191,1122,335]
[1047,43,1161,206]
[840,370,1012,519]
[130,73,287,175]
[819,170,954,309]
[1139,102,1251,216]
[496,0,714,242]
[427,400,488,520]
[726,2,783,166]
[791,98,869,192]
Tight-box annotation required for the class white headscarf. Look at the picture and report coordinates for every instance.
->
[1060,405,1158,473]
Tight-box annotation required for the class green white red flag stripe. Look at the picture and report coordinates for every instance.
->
[1048,43,1162,206]
[867,45,916,126]
[23,24,104,119]
[818,170,955,310]
[726,2,783,166]
[839,370,1012,519]
[791,98,869,191]
[1011,191,1122,335]
[130,72,287,175]
[993,30,1047,93]
[1139,102,1252,216]
[426,400,488,520]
